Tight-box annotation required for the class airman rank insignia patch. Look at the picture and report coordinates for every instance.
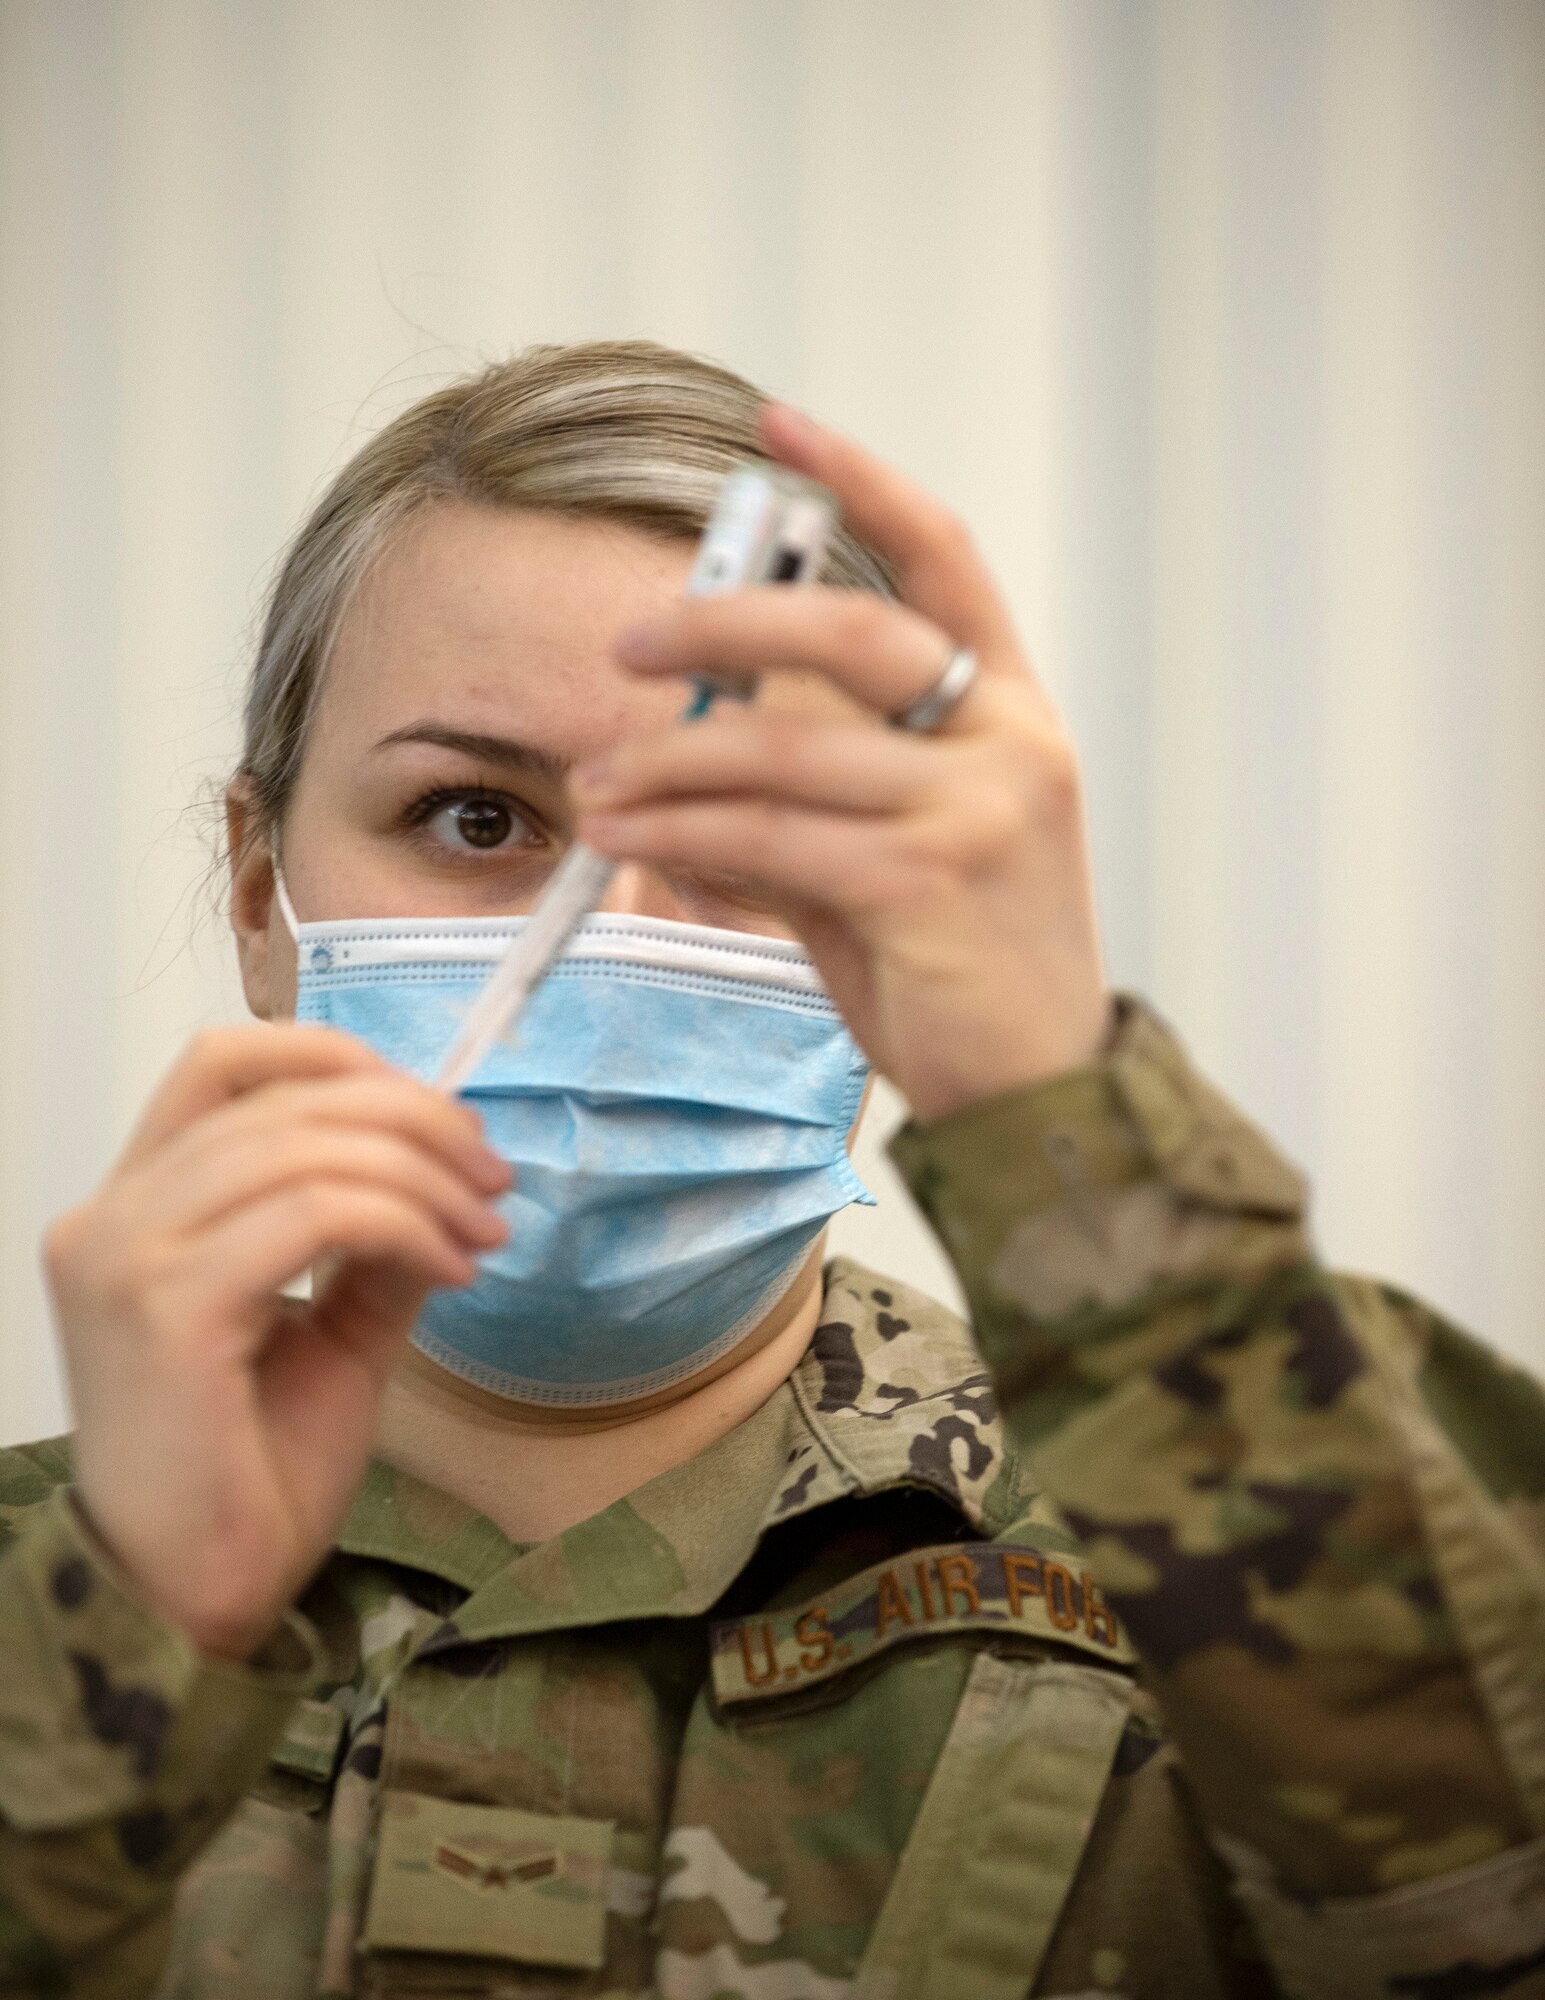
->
[711,1541,1134,1709]
[363,1791,613,1969]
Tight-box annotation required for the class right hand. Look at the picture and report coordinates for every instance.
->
[43,1024,510,1661]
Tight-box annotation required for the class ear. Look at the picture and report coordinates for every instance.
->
[226,776,291,1019]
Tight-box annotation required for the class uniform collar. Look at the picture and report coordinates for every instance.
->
[781,1258,1024,1536]
[337,1258,1024,1649]
[335,1460,523,1593]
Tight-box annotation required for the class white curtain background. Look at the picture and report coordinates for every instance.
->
[2,0,1542,1445]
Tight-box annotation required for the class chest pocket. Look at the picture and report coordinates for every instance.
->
[851,1649,1132,2000]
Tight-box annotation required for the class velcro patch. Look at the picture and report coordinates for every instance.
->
[711,1542,1134,1709]
[363,1791,613,1969]
[269,1695,345,1782]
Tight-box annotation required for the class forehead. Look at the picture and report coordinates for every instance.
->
[314,503,696,760]
[310,500,861,763]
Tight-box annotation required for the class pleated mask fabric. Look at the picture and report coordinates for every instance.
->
[288,905,873,1406]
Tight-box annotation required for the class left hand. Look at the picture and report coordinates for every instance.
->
[573,404,1110,1123]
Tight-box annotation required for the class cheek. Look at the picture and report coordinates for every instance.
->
[265,902,300,1020]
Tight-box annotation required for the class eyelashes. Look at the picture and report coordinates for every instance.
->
[399,784,548,860]
[392,783,780,930]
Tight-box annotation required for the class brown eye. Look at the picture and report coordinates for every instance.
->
[426,795,530,854]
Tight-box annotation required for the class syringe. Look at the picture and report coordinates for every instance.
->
[433,464,837,1094]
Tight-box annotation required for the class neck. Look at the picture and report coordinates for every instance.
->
[373,1248,827,1544]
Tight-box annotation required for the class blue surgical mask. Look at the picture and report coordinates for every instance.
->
[278,882,873,1407]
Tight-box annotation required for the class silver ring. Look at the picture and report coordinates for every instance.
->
[889,647,978,732]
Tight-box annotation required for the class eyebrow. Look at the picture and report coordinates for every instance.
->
[372,722,570,784]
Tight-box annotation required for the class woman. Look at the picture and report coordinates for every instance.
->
[2,342,1543,2000]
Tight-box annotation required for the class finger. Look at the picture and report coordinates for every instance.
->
[760,403,1019,656]
[132,1124,509,1253]
[582,796,940,913]
[150,1070,511,1201]
[243,1271,425,1494]
[615,586,1002,727]
[120,1024,399,1167]
[575,709,950,816]
[157,1182,480,1342]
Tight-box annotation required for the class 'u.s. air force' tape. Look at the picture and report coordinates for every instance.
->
[710,1541,1135,1709]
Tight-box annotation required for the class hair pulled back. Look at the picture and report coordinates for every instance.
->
[238,340,893,834]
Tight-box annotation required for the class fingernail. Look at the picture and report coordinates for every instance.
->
[764,402,821,447]
[473,1148,512,1188]
[615,623,666,668]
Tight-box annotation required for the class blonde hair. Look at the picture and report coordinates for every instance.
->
[238,340,894,832]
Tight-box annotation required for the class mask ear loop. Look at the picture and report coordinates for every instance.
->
[266,840,323,1304]
[270,844,302,941]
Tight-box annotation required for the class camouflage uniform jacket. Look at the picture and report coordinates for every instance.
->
[5,1000,1545,2000]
